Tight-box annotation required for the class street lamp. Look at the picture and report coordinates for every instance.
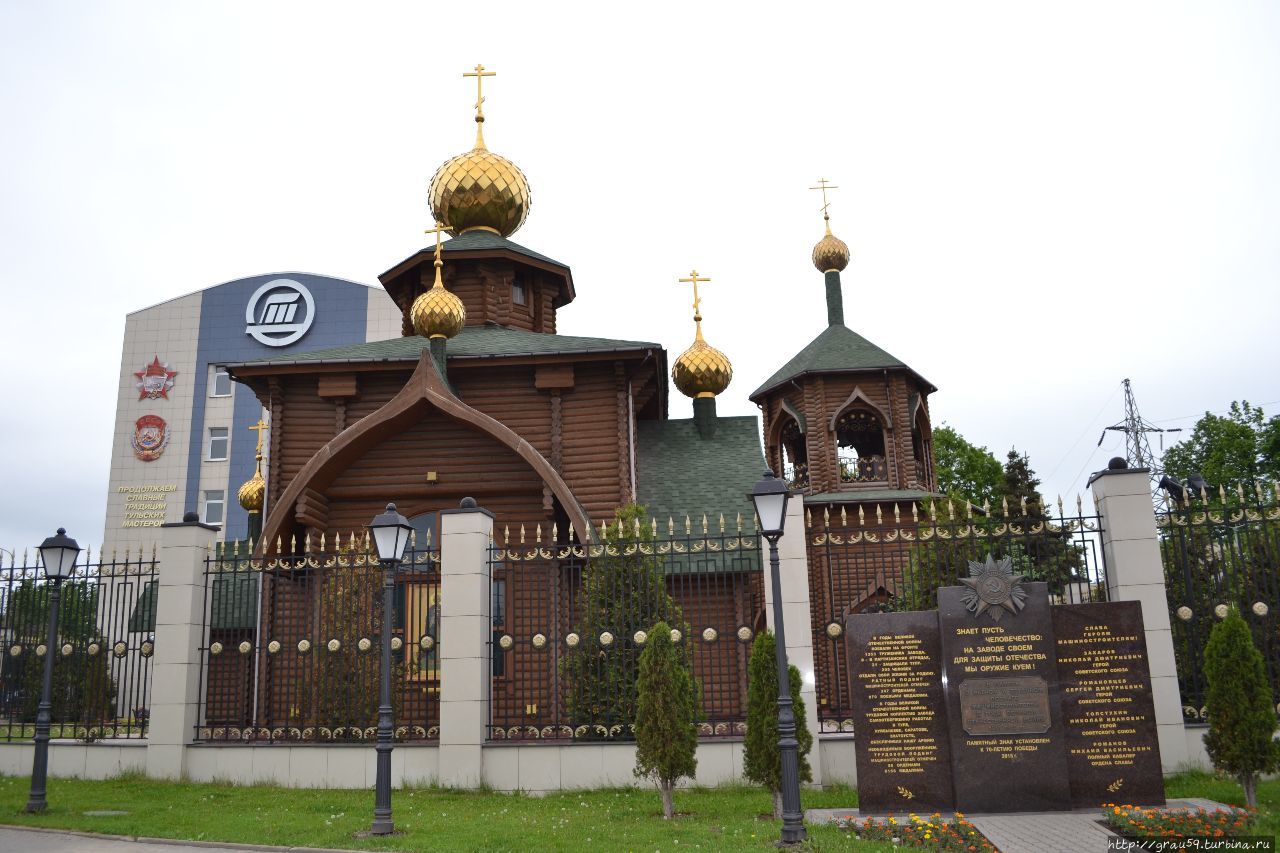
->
[367,503,411,836]
[27,527,80,813]
[749,470,806,845]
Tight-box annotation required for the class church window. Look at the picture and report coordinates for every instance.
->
[207,427,229,461]
[511,280,526,306]
[210,365,231,397]
[779,417,808,489]
[202,490,224,526]
[836,409,888,483]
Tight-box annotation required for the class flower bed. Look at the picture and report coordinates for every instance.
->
[837,812,998,852]
[1103,803,1257,840]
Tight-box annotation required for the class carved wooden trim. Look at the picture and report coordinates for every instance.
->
[827,385,894,433]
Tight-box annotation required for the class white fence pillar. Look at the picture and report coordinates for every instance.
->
[1090,462,1191,772]
[146,514,217,779]
[436,498,493,787]
[763,497,823,785]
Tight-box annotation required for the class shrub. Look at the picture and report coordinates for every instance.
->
[743,630,812,819]
[633,620,698,819]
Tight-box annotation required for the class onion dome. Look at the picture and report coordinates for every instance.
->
[237,468,265,512]
[812,217,850,273]
[673,333,734,399]
[411,235,466,338]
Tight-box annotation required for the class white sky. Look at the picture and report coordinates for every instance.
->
[2,2,1278,553]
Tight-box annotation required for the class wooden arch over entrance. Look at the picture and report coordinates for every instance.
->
[258,349,590,554]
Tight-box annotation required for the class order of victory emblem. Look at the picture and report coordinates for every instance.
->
[134,356,177,400]
[131,415,170,461]
[959,555,1027,622]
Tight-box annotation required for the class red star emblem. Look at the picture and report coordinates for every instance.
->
[134,356,178,400]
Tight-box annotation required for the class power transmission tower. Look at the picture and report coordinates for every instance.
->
[1098,378,1181,511]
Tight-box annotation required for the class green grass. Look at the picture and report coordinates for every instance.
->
[0,774,891,852]
[1165,769,1280,840]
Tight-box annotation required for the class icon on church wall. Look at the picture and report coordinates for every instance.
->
[134,356,178,400]
[245,278,316,347]
[131,415,170,461]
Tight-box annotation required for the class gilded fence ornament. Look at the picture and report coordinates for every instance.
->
[239,641,252,654]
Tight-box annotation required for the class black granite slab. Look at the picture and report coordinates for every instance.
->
[846,611,956,812]
[1053,601,1165,807]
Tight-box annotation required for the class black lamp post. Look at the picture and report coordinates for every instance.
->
[749,470,806,845]
[367,503,412,836]
[27,527,80,813]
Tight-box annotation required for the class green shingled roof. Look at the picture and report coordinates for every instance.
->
[388,230,567,272]
[230,324,661,368]
[750,324,933,399]
[635,416,765,524]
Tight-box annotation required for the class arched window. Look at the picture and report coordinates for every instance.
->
[779,417,808,489]
[836,409,888,484]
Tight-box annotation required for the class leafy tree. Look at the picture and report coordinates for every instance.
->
[634,620,698,819]
[563,504,685,736]
[932,424,1003,506]
[1203,609,1280,808]
[744,631,812,819]
[996,449,1082,593]
[1163,401,1280,494]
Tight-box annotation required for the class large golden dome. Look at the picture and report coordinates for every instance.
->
[428,147,530,238]
[812,226,850,273]
[238,469,265,512]
[673,335,733,399]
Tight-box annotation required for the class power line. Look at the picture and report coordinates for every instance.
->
[1098,378,1180,511]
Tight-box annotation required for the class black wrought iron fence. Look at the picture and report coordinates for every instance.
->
[0,546,157,741]
[806,498,1106,732]
[488,515,764,741]
[1159,486,1280,720]
[195,536,440,743]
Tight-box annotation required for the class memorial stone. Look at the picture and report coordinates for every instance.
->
[846,611,955,812]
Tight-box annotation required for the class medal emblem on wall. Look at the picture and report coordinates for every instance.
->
[134,356,178,400]
[131,415,170,461]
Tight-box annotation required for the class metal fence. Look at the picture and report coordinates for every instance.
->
[195,536,440,743]
[0,546,157,741]
[1159,486,1280,719]
[488,517,764,741]
[806,498,1107,732]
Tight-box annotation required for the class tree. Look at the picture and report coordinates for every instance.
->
[996,449,1082,593]
[633,620,698,819]
[1202,609,1280,808]
[562,504,685,736]
[931,424,1003,506]
[743,631,813,819]
[1163,401,1280,494]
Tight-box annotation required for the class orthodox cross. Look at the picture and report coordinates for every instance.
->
[810,178,839,218]
[247,418,268,455]
[463,63,496,120]
[424,221,447,260]
[678,270,710,318]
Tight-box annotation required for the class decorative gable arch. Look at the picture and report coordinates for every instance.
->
[827,385,893,433]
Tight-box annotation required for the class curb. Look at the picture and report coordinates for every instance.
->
[0,824,367,853]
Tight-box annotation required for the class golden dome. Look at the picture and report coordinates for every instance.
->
[673,333,733,399]
[238,469,265,513]
[812,224,850,273]
[428,146,530,238]
[411,267,467,339]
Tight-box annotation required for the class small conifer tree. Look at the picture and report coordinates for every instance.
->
[1203,608,1280,808]
[744,630,813,819]
[634,620,698,819]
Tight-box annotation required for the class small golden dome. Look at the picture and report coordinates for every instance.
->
[411,278,467,339]
[238,469,265,512]
[812,226,850,273]
[673,334,733,399]
[428,147,531,238]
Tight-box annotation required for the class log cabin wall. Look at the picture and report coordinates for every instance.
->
[409,258,560,334]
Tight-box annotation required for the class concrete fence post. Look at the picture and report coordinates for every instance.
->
[436,498,494,787]
[146,515,217,779]
[1089,464,1191,772]
[763,497,823,784]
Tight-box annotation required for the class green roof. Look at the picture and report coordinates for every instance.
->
[230,324,661,368]
[750,324,933,399]
[386,230,567,273]
[635,415,765,526]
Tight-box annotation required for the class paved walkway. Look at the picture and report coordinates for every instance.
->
[807,798,1234,853]
[0,826,358,853]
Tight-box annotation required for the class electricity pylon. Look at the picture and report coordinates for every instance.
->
[1098,378,1182,511]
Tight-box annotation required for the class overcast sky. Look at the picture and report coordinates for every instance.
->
[2,2,1278,553]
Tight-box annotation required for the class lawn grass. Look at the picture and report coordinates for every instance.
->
[0,774,891,852]
[1164,769,1280,840]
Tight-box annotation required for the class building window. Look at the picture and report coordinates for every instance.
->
[836,409,889,483]
[207,427,229,461]
[780,417,808,489]
[511,281,526,306]
[203,490,225,526]
[210,366,231,397]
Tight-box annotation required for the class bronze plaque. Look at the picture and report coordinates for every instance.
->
[958,676,1052,735]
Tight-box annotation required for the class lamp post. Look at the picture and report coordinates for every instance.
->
[27,527,80,813]
[367,503,412,836]
[749,470,806,845]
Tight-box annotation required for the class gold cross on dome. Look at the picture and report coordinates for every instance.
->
[247,418,268,455]
[678,270,710,317]
[810,178,839,218]
[463,63,496,119]
[424,221,447,261]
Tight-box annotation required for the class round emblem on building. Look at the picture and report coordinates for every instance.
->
[737,626,753,643]
[702,628,718,643]
[297,639,312,653]
[826,622,843,639]
[599,631,614,647]
[565,632,580,648]
[239,641,252,655]
[113,641,128,658]
[131,415,170,462]
[1176,606,1193,622]
[498,634,514,650]
[532,633,547,650]
[244,279,316,347]
[1214,604,1230,619]
[267,640,281,654]
[358,638,372,652]
[633,630,647,646]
